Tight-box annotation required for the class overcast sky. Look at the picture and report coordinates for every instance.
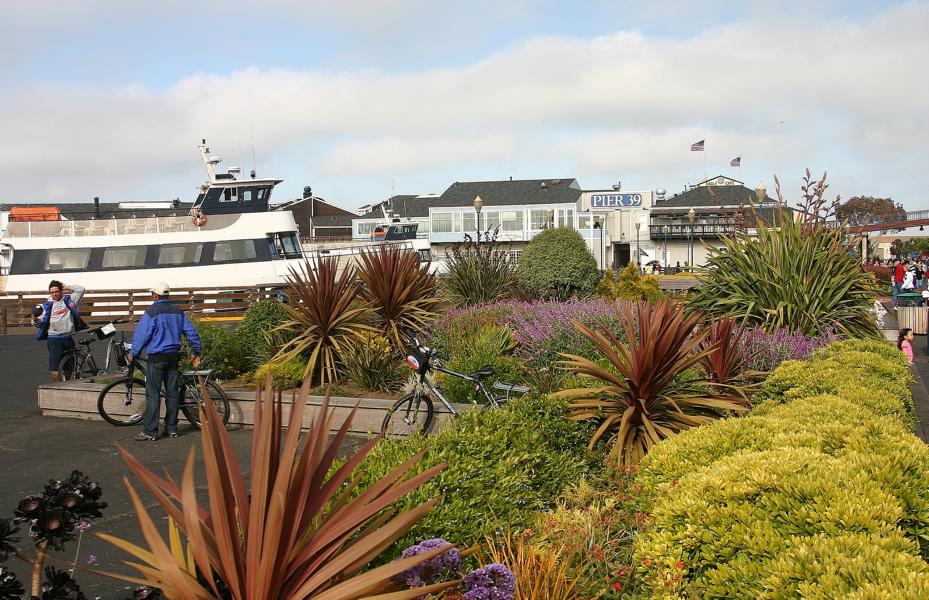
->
[1,0,925,215]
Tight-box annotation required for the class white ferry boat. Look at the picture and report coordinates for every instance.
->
[0,142,356,292]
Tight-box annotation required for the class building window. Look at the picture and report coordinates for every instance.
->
[432,213,453,233]
[463,212,475,233]
[214,240,257,262]
[485,212,501,231]
[507,250,522,265]
[578,215,592,229]
[529,209,551,230]
[500,210,523,232]
[45,249,91,271]
[559,208,575,228]
[158,244,204,265]
[102,247,148,269]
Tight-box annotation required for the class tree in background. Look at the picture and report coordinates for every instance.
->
[836,196,906,227]
[902,238,929,256]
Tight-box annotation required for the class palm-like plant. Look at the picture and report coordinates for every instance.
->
[274,257,376,384]
[697,317,757,404]
[97,377,459,599]
[357,245,441,350]
[556,300,748,466]
[687,171,879,338]
[442,237,516,306]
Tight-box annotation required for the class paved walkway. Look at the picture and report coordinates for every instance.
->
[0,332,359,596]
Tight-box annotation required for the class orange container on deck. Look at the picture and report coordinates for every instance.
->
[9,206,61,222]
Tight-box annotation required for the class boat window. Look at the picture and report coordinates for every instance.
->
[221,188,238,203]
[280,233,301,257]
[214,240,257,262]
[158,243,204,265]
[103,246,148,269]
[45,249,91,271]
[257,188,269,201]
[240,187,255,203]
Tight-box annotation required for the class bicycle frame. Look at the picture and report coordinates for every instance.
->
[410,359,498,417]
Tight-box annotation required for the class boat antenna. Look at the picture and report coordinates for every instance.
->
[251,127,257,177]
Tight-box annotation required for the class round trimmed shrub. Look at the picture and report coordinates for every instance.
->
[251,356,305,389]
[516,228,599,300]
[812,338,909,368]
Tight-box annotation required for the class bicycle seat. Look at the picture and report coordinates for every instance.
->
[78,339,93,346]
[494,381,530,394]
[469,365,495,379]
[183,369,215,376]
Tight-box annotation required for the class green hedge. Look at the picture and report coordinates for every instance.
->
[353,396,602,556]
[634,339,929,598]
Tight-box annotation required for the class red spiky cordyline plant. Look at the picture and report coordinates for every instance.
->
[97,376,460,599]
[356,245,442,351]
[557,300,748,466]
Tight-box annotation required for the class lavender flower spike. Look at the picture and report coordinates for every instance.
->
[461,563,516,600]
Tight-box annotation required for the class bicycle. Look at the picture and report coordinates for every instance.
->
[381,337,529,436]
[96,348,230,429]
[58,317,133,381]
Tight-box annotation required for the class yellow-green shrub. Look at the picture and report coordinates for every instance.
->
[811,338,909,367]
[251,356,306,389]
[756,351,914,425]
[636,447,911,598]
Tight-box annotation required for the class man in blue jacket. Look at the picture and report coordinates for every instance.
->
[128,282,202,441]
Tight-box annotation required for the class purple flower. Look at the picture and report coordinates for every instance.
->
[76,521,92,533]
[741,327,839,371]
[395,538,460,588]
[461,563,516,600]
[86,554,96,565]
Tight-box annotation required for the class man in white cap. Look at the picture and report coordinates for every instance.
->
[128,282,202,441]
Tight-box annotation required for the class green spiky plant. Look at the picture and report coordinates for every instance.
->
[97,376,459,599]
[687,170,880,338]
[442,233,517,307]
[356,245,441,350]
[556,300,748,466]
[273,257,376,385]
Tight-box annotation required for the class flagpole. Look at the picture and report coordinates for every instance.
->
[703,143,707,182]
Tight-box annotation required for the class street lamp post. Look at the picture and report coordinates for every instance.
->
[662,224,669,270]
[634,220,642,270]
[473,195,483,242]
[688,207,697,269]
[593,217,604,271]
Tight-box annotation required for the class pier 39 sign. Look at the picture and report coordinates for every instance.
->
[590,193,643,208]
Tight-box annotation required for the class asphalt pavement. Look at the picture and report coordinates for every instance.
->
[0,330,353,598]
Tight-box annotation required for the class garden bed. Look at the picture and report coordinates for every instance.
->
[36,379,470,435]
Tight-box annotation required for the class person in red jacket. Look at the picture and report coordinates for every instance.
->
[893,259,905,307]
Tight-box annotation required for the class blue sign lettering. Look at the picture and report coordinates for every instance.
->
[590,193,643,208]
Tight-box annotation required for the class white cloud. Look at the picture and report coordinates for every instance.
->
[1,2,927,209]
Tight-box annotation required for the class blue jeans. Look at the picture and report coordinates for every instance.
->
[893,282,902,306]
[143,359,180,437]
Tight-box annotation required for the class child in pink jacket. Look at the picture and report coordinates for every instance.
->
[899,328,914,364]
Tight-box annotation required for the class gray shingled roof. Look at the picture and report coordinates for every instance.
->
[1,201,193,220]
[654,183,771,209]
[436,178,581,209]
[358,179,582,220]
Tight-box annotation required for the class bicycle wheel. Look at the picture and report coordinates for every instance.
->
[57,353,80,380]
[180,380,230,429]
[381,392,434,436]
[97,377,146,426]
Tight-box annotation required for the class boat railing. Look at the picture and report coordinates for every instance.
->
[3,213,241,238]
[301,239,418,258]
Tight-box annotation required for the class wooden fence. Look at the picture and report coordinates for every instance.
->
[0,286,284,334]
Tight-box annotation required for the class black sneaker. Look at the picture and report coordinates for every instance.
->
[166,432,179,438]
[134,433,158,442]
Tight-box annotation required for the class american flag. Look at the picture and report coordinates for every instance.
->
[690,140,705,151]
[730,157,741,167]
